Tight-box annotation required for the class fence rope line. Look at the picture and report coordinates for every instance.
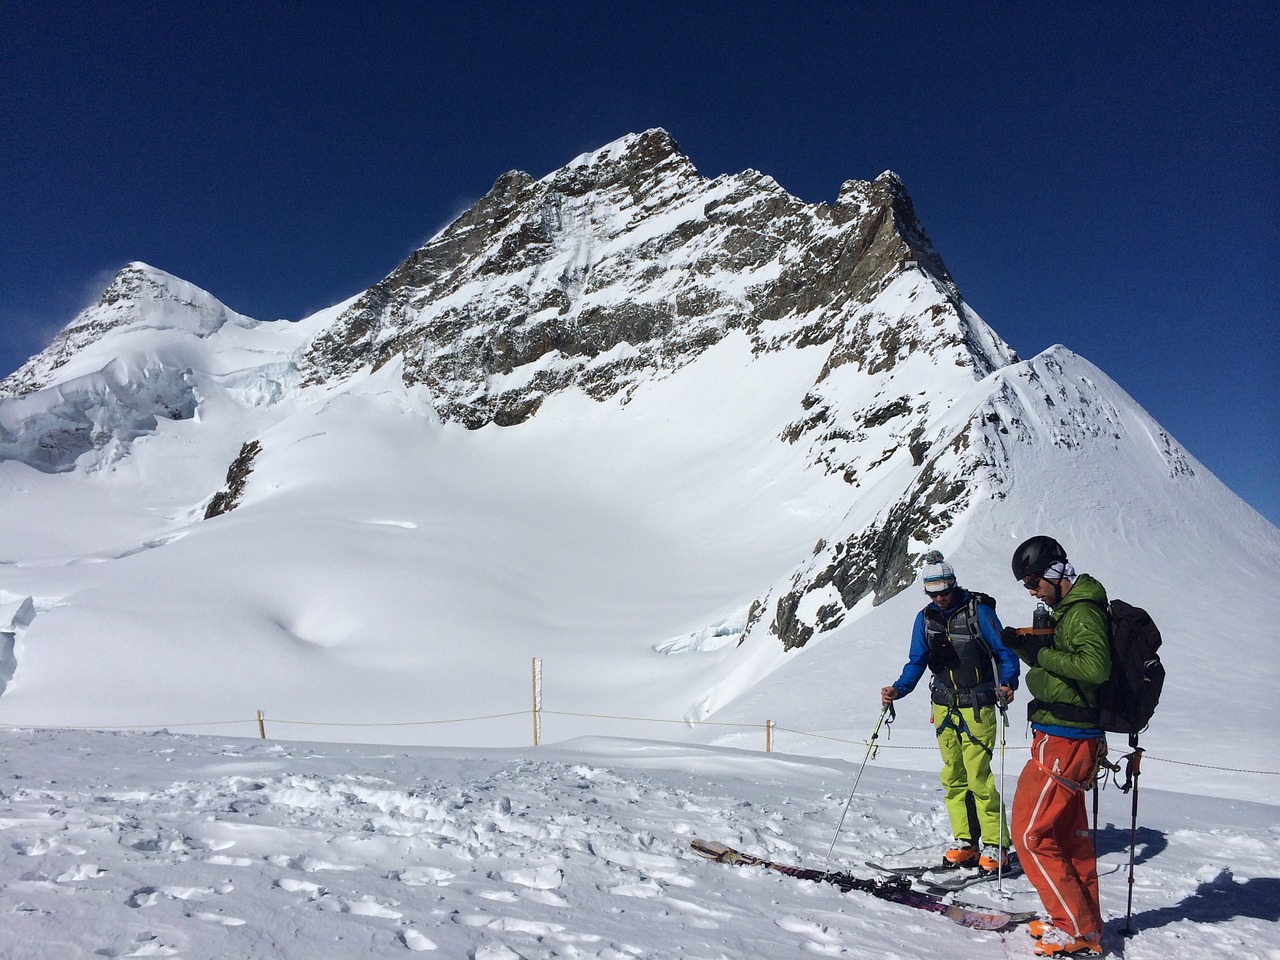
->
[2,715,1276,777]
[542,709,762,729]
[774,726,938,749]
[1139,755,1279,776]
[266,711,527,728]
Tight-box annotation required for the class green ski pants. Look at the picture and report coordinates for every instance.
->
[932,702,1009,847]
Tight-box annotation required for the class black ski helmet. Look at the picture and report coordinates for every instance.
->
[1011,536,1068,581]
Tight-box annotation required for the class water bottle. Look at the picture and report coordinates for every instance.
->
[1033,603,1051,632]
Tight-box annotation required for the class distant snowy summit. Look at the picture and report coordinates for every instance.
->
[301,128,1017,429]
[0,130,1231,653]
[0,263,273,473]
[1,262,259,398]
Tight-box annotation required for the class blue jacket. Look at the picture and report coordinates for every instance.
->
[891,589,1020,698]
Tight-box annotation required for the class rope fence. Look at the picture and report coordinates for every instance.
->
[2,656,1276,779]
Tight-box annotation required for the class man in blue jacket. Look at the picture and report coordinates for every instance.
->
[881,550,1020,872]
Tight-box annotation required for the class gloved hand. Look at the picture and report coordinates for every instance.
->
[1000,625,1024,649]
[1002,626,1051,665]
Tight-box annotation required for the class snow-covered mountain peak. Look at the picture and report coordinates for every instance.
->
[301,130,1010,437]
[559,127,688,178]
[0,262,259,399]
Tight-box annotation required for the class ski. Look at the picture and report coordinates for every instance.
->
[866,858,1024,893]
[691,839,1036,931]
[923,863,1024,893]
[864,859,961,878]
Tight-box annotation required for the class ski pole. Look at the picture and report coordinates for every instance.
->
[1123,735,1144,937]
[995,687,1009,892]
[826,702,894,862]
[987,649,1010,893]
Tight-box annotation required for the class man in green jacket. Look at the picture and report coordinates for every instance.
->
[1002,536,1109,957]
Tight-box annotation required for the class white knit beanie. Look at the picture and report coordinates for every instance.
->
[921,549,956,590]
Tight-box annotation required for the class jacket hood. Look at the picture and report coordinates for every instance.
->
[1054,573,1107,615]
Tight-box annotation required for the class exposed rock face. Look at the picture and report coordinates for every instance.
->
[300,129,1012,434]
[205,440,263,519]
[771,421,984,650]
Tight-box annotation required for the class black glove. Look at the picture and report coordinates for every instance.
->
[1002,626,1051,665]
[1000,625,1024,649]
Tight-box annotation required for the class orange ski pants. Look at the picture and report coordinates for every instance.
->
[1011,730,1102,938]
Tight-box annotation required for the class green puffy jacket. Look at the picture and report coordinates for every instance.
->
[1023,573,1112,729]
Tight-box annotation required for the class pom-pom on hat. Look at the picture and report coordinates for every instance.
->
[921,549,956,591]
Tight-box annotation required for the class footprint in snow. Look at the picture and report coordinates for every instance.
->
[275,877,326,899]
[189,911,246,926]
[498,865,563,890]
[473,944,522,960]
[518,887,568,906]
[394,865,455,886]
[398,928,437,951]
[776,914,841,945]
[205,854,255,866]
[126,887,160,909]
[607,878,664,898]
[338,896,402,919]
[92,936,180,958]
[160,885,220,901]
[56,863,106,882]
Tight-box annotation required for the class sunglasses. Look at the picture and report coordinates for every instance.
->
[925,586,956,598]
[1022,576,1042,590]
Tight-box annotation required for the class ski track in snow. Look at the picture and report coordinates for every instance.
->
[0,730,1277,959]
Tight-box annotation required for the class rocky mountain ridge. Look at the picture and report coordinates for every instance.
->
[300,130,1014,430]
[0,130,1218,667]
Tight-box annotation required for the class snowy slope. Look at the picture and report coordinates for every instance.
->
[1,729,1276,960]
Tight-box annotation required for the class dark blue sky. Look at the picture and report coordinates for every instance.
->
[3,3,1277,525]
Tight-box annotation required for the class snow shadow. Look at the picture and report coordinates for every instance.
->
[1117,868,1280,938]
[1093,823,1167,864]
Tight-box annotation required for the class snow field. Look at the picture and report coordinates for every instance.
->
[1,729,1277,959]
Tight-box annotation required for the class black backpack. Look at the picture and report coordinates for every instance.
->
[1092,599,1166,735]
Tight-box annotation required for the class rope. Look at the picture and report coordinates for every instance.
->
[1,715,1275,777]
[1140,755,1279,776]
[266,711,526,728]
[0,719,250,730]
[542,710,765,729]
[774,727,940,750]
